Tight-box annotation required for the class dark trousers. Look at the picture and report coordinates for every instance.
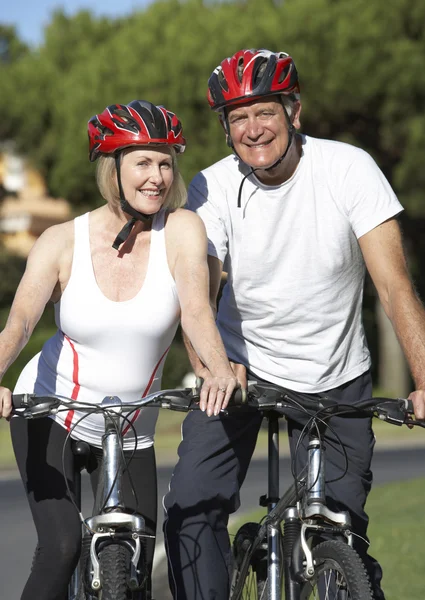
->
[11,417,157,600]
[163,370,385,600]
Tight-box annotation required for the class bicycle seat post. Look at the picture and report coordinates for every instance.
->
[267,410,280,510]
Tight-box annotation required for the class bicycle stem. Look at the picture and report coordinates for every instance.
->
[102,397,125,510]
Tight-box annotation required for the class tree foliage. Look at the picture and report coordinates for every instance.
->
[1,0,424,390]
[0,25,28,64]
[0,0,424,214]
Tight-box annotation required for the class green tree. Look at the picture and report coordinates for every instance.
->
[1,0,424,394]
[0,25,28,64]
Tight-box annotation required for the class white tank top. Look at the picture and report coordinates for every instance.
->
[14,210,180,449]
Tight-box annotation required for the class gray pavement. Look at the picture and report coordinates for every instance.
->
[1,439,424,599]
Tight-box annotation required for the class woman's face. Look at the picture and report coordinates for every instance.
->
[119,147,174,215]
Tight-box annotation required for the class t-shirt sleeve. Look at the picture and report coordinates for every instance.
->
[342,150,404,239]
[187,173,228,263]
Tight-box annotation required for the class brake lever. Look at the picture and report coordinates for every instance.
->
[12,394,61,418]
[159,389,200,412]
[374,400,410,426]
[405,418,425,428]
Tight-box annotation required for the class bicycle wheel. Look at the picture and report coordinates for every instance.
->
[230,522,268,600]
[300,540,373,600]
[97,544,147,600]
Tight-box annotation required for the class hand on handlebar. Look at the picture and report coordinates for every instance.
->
[408,389,425,423]
[230,361,247,391]
[199,374,239,417]
[0,386,13,420]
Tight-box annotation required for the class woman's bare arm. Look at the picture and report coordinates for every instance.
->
[0,223,71,417]
[167,209,237,416]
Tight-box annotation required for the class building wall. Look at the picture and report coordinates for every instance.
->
[0,150,71,257]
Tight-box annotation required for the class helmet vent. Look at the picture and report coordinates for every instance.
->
[97,124,114,137]
[218,69,229,92]
[237,56,245,83]
[252,58,267,87]
[278,64,291,84]
[113,110,140,133]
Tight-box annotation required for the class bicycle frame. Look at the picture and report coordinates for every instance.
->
[68,396,148,599]
[12,387,418,600]
[238,411,353,600]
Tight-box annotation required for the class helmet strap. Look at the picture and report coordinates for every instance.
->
[237,167,259,208]
[112,153,154,251]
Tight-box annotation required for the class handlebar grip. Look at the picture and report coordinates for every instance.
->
[231,387,247,405]
[11,394,34,410]
[11,393,61,417]
[403,398,415,414]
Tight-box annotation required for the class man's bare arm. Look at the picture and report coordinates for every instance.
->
[359,217,425,418]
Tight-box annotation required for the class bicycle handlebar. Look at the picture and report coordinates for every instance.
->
[11,384,422,427]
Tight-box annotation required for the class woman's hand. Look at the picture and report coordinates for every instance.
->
[0,386,12,420]
[199,375,239,417]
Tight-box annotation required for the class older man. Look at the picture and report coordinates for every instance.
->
[164,48,425,600]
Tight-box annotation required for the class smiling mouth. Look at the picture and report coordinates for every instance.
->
[139,189,163,197]
[247,141,273,149]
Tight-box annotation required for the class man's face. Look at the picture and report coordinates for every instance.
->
[226,96,301,170]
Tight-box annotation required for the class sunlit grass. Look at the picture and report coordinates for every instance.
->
[229,478,425,600]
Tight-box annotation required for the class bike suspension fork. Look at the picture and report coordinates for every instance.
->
[283,508,301,600]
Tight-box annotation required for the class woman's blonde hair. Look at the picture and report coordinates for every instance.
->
[95,146,187,214]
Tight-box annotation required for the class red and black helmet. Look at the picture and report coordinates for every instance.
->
[88,100,186,162]
[207,49,300,112]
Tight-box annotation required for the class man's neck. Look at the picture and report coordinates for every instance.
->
[254,134,302,187]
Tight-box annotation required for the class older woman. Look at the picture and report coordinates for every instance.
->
[0,100,237,599]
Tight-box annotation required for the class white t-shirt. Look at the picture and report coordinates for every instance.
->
[187,135,403,393]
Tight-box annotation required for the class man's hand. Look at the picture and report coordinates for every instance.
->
[0,386,12,420]
[230,361,247,390]
[408,390,425,422]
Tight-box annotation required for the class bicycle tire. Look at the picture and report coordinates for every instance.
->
[231,530,373,600]
[230,522,268,600]
[97,544,146,600]
[299,540,373,600]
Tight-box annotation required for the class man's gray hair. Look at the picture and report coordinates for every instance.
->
[281,95,295,117]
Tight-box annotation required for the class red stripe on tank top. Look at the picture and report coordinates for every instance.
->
[63,335,81,430]
[121,345,171,437]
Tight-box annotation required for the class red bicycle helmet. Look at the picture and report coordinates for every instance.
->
[88,100,186,162]
[208,49,300,112]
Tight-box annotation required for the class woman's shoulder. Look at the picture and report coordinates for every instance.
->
[164,208,207,256]
[166,207,205,231]
[30,218,75,257]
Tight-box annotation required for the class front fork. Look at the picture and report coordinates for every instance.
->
[87,401,151,593]
[283,426,352,600]
[68,397,152,598]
